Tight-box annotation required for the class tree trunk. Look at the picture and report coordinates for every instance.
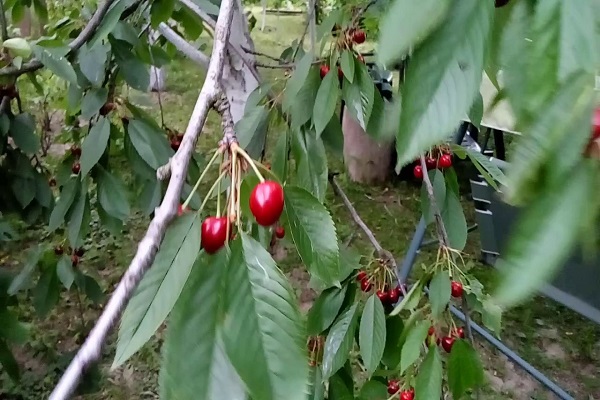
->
[148,30,166,92]
[342,107,393,184]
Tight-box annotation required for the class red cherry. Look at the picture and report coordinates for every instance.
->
[70,145,81,158]
[54,245,64,255]
[413,165,423,179]
[425,156,437,169]
[387,380,399,395]
[249,180,285,227]
[177,133,184,141]
[388,287,400,303]
[495,0,509,7]
[71,162,81,174]
[71,254,79,266]
[400,389,415,400]
[75,247,85,257]
[319,64,330,78]
[353,30,366,44]
[453,327,465,339]
[451,280,464,298]
[49,178,57,187]
[428,326,435,336]
[439,154,452,169]
[170,139,180,151]
[376,289,389,303]
[337,67,343,79]
[275,225,285,239]
[356,270,368,282]
[592,107,600,140]
[201,216,229,254]
[441,336,456,353]
[99,102,115,116]
[360,279,372,292]
[177,204,185,216]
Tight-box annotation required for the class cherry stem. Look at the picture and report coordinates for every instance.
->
[216,153,223,218]
[234,145,265,183]
[182,148,222,210]
[198,170,227,215]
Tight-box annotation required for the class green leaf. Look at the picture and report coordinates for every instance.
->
[420,169,446,224]
[0,340,20,382]
[313,71,340,137]
[113,213,201,368]
[10,113,39,154]
[33,264,60,317]
[494,163,594,307]
[441,191,467,251]
[56,255,75,290]
[31,44,78,84]
[307,285,347,335]
[67,181,90,248]
[448,340,485,399]
[308,364,325,400]
[390,279,424,315]
[381,317,404,369]
[283,52,313,111]
[81,88,109,119]
[160,252,246,400]
[503,74,594,203]
[358,380,388,400]
[359,295,386,376]
[78,42,109,87]
[400,320,429,373]
[118,57,150,91]
[317,9,341,41]
[342,61,374,130]
[127,119,172,170]
[428,270,451,317]
[89,0,129,47]
[394,0,493,168]
[48,178,80,231]
[290,68,321,130]
[80,117,110,177]
[468,92,483,130]
[151,0,175,27]
[235,105,270,159]
[8,245,42,295]
[291,128,328,203]
[0,311,28,344]
[34,170,52,208]
[378,0,451,65]
[284,186,340,287]
[96,167,130,221]
[3,37,31,58]
[224,234,308,400]
[463,147,507,190]
[328,371,354,400]
[340,50,355,83]
[482,298,503,335]
[322,304,358,380]
[11,177,35,209]
[415,347,443,400]
[271,130,289,182]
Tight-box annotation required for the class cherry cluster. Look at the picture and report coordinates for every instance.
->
[70,145,82,175]
[167,128,185,151]
[320,28,367,80]
[427,324,465,354]
[387,380,414,400]
[412,148,453,180]
[355,259,405,308]
[54,244,85,267]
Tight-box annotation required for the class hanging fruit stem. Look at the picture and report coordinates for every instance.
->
[182,147,222,210]
[232,142,265,183]
[198,170,227,215]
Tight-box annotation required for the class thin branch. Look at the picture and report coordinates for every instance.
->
[0,0,8,42]
[157,22,210,67]
[47,0,236,398]
[291,2,317,61]
[0,0,117,77]
[241,46,284,63]
[419,156,450,248]
[180,0,216,30]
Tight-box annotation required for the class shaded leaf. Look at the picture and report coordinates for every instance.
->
[441,191,467,251]
[80,117,110,177]
[282,52,313,111]
[235,105,270,160]
[322,304,358,380]
[113,213,201,367]
[127,118,172,170]
[428,270,451,317]
[284,186,340,287]
[56,255,75,290]
[271,130,289,182]
[81,88,109,119]
[33,264,60,317]
[307,285,347,335]
[10,113,39,154]
[67,181,90,248]
[400,320,429,373]
[292,128,328,203]
[89,0,129,47]
[340,50,355,83]
[314,71,340,137]
[118,57,150,91]
[97,166,130,220]
[8,245,42,295]
[0,340,20,381]
[415,346,443,400]
[78,42,109,87]
[31,44,78,84]
[48,178,80,231]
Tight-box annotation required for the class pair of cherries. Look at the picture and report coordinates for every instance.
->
[200,180,284,254]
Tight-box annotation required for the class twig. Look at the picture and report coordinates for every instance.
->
[241,46,284,63]
[47,0,236,398]
[0,0,8,42]
[350,0,377,26]
[291,2,317,61]
[0,0,117,77]
[157,23,210,67]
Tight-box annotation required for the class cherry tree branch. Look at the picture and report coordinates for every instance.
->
[180,0,216,30]
[0,0,8,42]
[48,0,236,398]
[158,22,210,67]
[0,0,117,77]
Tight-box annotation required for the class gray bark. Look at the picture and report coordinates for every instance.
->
[148,29,166,92]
